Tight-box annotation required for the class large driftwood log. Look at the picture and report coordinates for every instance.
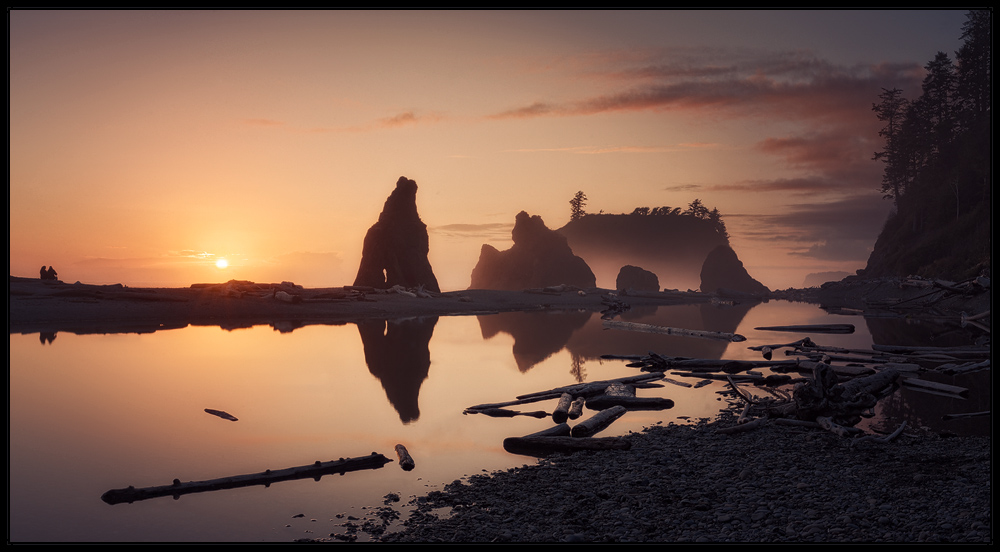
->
[502,436,631,457]
[603,320,746,342]
[585,395,675,411]
[101,453,392,505]
[515,373,664,401]
[552,393,574,423]
[898,377,969,398]
[464,407,548,418]
[523,423,572,438]
[570,405,627,437]
[754,324,855,334]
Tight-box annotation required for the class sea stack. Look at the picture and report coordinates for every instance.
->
[470,211,596,290]
[699,245,769,298]
[354,176,440,293]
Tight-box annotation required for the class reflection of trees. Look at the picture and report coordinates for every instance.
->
[477,302,756,376]
[356,317,438,424]
[477,310,591,373]
[864,316,989,436]
[868,371,990,437]
[566,302,755,361]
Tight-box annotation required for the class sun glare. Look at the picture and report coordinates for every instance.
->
[216,258,228,269]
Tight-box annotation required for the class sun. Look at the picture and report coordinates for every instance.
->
[215,258,229,269]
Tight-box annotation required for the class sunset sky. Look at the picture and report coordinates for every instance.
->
[9,10,970,291]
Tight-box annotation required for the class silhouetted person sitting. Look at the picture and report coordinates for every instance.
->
[40,266,48,279]
[41,266,58,281]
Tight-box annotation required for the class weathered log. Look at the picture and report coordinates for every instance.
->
[898,377,969,398]
[754,324,854,334]
[395,444,415,471]
[523,423,572,438]
[464,407,548,418]
[552,393,574,423]
[515,373,664,401]
[204,408,238,422]
[942,411,990,421]
[603,320,746,342]
[570,405,627,438]
[816,416,851,437]
[585,395,675,411]
[604,382,636,397]
[101,453,392,505]
[937,360,990,375]
[465,395,553,411]
[502,435,631,457]
[870,343,990,355]
[567,396,586,420]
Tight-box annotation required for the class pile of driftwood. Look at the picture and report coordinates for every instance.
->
[464,373,676,457]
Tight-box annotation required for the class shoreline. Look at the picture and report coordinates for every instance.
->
[8,276,722,335]
[361,411,991,543]
[9,275,990,336]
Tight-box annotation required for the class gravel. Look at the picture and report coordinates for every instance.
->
[328,410,991,543]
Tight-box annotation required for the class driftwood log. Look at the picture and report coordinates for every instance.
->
[101,453,392,505]
[571,405,628,438]
[464,407,549,418]
[502,435,631,457]
[754,324,855,334]
[586,395,675,411]
[603,320,746,342]
[395,444,415,471]
[552,393,574,423]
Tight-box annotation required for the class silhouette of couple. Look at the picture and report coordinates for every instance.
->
[39,266,58,281]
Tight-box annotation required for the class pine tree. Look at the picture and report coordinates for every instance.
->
[569,191,588,221]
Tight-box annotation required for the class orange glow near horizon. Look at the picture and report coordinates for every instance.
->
[9,10,967,291]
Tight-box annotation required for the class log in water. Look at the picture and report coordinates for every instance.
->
[101,453,392,505]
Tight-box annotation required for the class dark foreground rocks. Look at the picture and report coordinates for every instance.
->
[361,415,990,543]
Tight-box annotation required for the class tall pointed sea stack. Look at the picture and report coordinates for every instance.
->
[354,176,440,292]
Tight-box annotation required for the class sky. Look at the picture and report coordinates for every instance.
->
[9,9,971,291]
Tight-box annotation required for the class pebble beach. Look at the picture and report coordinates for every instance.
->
[362,412,991,543]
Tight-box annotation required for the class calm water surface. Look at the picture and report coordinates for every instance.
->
[9,300,988,542]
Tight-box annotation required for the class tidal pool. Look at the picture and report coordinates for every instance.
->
[8,300,987,542]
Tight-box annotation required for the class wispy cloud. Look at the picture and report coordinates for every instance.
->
[487,48,923,127]
[507,144,707,155]
[431,222,512,240]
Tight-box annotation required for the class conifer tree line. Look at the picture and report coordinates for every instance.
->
[569,191,728,239]
[871,10,990,222]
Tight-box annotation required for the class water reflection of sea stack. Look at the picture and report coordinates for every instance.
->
[477,310,591,372]
[356,317,438,424]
